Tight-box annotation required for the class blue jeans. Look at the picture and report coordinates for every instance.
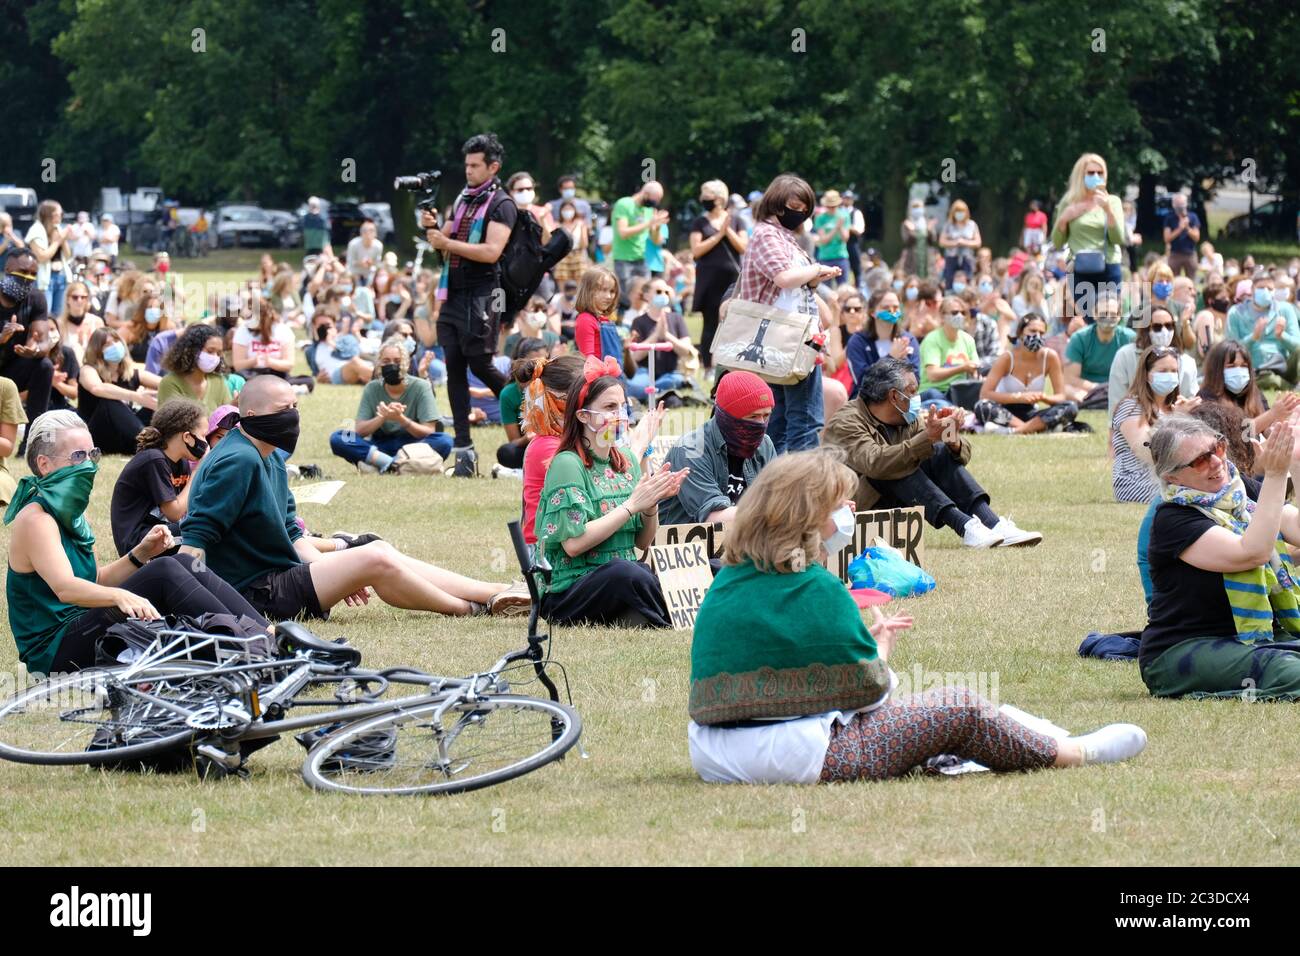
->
[1070,263,1123,322]
[920,387,954,411]
[768,365,824,453]
[47,269,68,317]
[816,257,851,283]
[329,428,454,466]
[629,368,685,395]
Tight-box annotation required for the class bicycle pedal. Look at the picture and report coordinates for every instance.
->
[196,742,242,770]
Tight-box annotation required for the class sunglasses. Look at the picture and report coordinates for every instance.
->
[843,306,864,313]
[68,293,90,300]
[1149,322,1175,331]
[55,448,102,466]
[1174,436,1226,472]
[942,309,968,317]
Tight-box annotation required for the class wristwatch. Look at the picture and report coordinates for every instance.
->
[127,549,145,568]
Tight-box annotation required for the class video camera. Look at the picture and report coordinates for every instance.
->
[394,170,443,215]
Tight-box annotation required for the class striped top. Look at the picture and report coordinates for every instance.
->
[1111,398,1159,503]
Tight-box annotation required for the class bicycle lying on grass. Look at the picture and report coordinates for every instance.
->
[0,522,582,796]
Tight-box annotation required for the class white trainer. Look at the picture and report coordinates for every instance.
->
[1074,724,1148,765]
[986,517,1043,547]
[962,517,1004,548]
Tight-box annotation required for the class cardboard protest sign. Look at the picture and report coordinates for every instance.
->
[292,480,346,506]
[830,506,925,583]
[648,540,714,630]
[654,521,726,562]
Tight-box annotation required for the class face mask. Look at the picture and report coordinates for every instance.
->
[910,207,925,221]
[527,311,548,330]
[240,407,300,455]
[184,434,209,460]
[5,459,98,537]
[954,211,967,222]
[714,406,767,459]
[512,189,535,206]
[582,409,627,445]
[1226,267,1239,278]
[905,286,919,302]
[824,505,856,557]
[892,279,904,291]
[641,197,659,210]
[1275,288,1292,303]
[1211,298,1230,312]
[951,281,966,294]
[1223,367,1251,394]
[340,296,352,310]
[67,311,86,326]
[892,391,922,424]
[651,293,671,309]
[561,209,576,221]
[0,273,33,303]
[1096,320,1119,337]
[946,312,965,330]
[403,337,417,355]
[1152,281,1173,300]
[561,188,576,200]
[196,351,221,374]
[1149,328,1174,348]
[1149,371,1179,396]
[1022,333,1043,352]
[875,309,901,324]
[381,363,403,386]
[144,306,162,325]
[777,207,808,231]
[1084,173,1105,190]
[1254,289,1274,309]
[339,284,354,295]
[978,280,994,295]
[103,342,127,364]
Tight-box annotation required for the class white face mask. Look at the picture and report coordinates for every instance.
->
[527,311,548,329]
[1150,328,1175,348]
[561,209,576,221]
[824,506,856,557]
[512,189,535,206]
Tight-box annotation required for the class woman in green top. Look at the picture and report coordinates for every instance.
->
[156,323,233,415]
[1051,152,1126,323]
[4,409,269,676]
[687,449,1149,784]
[535,358,688,627]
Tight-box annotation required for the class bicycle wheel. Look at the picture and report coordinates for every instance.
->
[0,662,213,766]
[302,694,581,796]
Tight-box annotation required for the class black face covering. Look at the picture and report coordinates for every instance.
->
[777,207,809,231]
[184,434,209,460]
[381,363,403,386]
[67,312,86,326]
[0,273,33,304]
[240,407,300,455]
[641,196,659,209]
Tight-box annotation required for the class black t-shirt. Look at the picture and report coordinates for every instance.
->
[78,368,140,423]
[447,189,518,290]
[690,214,744,275]
[725,453,748,503]
[49,345,79,410]
[110,448,190,556]
[630,311,690,376]
[1141,476,1262,669]
[0,288,50,373]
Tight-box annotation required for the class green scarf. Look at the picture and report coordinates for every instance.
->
[1161,462,1300,642]
[3,460,98,549]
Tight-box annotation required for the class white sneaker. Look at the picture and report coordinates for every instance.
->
[491,464,524,480]
[961,517,1003,549]
[986,517,1043,548]
[1074,724,1148,765]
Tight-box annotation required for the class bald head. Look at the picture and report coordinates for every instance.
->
[640,181,663,203]
[238,373,294,415]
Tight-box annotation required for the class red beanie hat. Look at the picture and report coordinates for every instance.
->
[715,371,774,418]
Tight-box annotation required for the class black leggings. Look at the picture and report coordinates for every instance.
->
[496,440,527,469]
[88,400,147,456]
[693,266,738,369]
[539,558,670,628]
[1,354,54,423]
[50,554,269,672]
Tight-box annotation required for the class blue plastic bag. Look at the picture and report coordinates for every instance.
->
[846,545,936,598]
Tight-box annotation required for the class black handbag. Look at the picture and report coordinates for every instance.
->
[1073,220,1109,275]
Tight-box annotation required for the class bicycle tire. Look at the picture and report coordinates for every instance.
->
[0,662,214,766]
[301,694,581,796]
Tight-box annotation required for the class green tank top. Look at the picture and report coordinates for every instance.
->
[6,499,97,675]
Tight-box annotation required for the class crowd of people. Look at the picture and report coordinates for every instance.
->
[7,132,1300,789]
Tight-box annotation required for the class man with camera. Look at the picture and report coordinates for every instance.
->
[418,132,514,477]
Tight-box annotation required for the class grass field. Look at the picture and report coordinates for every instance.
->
[3,251,1299,867]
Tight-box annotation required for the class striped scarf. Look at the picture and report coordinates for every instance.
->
[435,177,501,301]
[1162,462,1300,642]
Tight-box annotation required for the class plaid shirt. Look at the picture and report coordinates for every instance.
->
[973,312,1002,360]
[734,221,808,306]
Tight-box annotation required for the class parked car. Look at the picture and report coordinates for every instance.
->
[1221,198,1300,240]
[359,202,396,245]
[211,204,278,249]
[265,209,303,248]
[327,200,368,249]
[0,185,38,234]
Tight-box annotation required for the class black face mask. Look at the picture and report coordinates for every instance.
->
[641,196,659,209]
[381,363,403,386]
[777,207,809,231]
[0,273,33,304]
[67,312,86,326]
[240,407,300,455]
[185,433,209,460]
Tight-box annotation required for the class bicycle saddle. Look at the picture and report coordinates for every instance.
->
[274,622,362,666]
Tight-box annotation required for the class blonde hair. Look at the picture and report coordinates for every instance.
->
[723,449,856,573]
[1063,152,1108,206]
[699,179,729,203]
[947,199,971,223]
[574,266,619,318]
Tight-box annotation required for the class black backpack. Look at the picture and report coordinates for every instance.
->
[487,192,573,316]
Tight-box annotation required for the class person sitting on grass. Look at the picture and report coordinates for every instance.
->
[973,311,1079,434]
[823,357,1042,548]
[659,370,775,526]
[1111,346,1200,503]
[1197,339,1300,439]
[494,337,549,477]
[5,410,271,675]
[155,323,234,415]
[180,374,529,621]
[109,398,208,556]
[1062,291,1133,405]
[1108,306,1197,419]
[519,353,585,546]
[77,327,159,455]
[1140,413,1300,700]
[687,448,1147,784]
[535,358,687,627]
[844,287,921,399]
[329,337,453,474]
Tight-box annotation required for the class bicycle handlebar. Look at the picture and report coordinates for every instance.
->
[627,342,673,352]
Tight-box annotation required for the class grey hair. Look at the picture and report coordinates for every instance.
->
[1148,414,1217,480]
[859,357,915,404]
[25,410,89,474]
[378,335,408,358]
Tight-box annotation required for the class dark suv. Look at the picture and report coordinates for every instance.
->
[328,201,368,248]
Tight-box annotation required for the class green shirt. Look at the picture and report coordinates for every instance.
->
[499,381,522,429]
[1051,193,1125,265]
[918,327,979,393]
[535,448,643,595]
[6,498,97,675]
[1064,323,1136,384]
[814,210,849,261]
[689,560,890,724]
[156,372,233,416]
[357,376,439,437]
[611,196,652,262]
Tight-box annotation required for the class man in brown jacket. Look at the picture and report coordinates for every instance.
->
[823,357,1042,548]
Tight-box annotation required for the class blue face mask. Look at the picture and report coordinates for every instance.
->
[1149,371,1180,396]
[892,279,904,291]
[894,391,922,424]
[1084,173,1105,190]
[951,281,966,294]
[144,306,162,325]
[103,342,127,364]
[1223,367,1251,394]
[1152,281,1173,300]
[978,280,994,295]
[1255,288,1274,309]
[905,286,919,302]
[876,309,901,324]
[651,293,671,309]
[561,188,576,200]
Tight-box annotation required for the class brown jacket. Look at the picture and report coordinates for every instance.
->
[823,395,972,511]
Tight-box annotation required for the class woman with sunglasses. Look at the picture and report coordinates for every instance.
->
[844,288,920,400]
[1107,306,1198,420]
[1140,413,1300,700]
[1111,347,1200,503]
[917,295,980,406]
[4,409,271,675]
